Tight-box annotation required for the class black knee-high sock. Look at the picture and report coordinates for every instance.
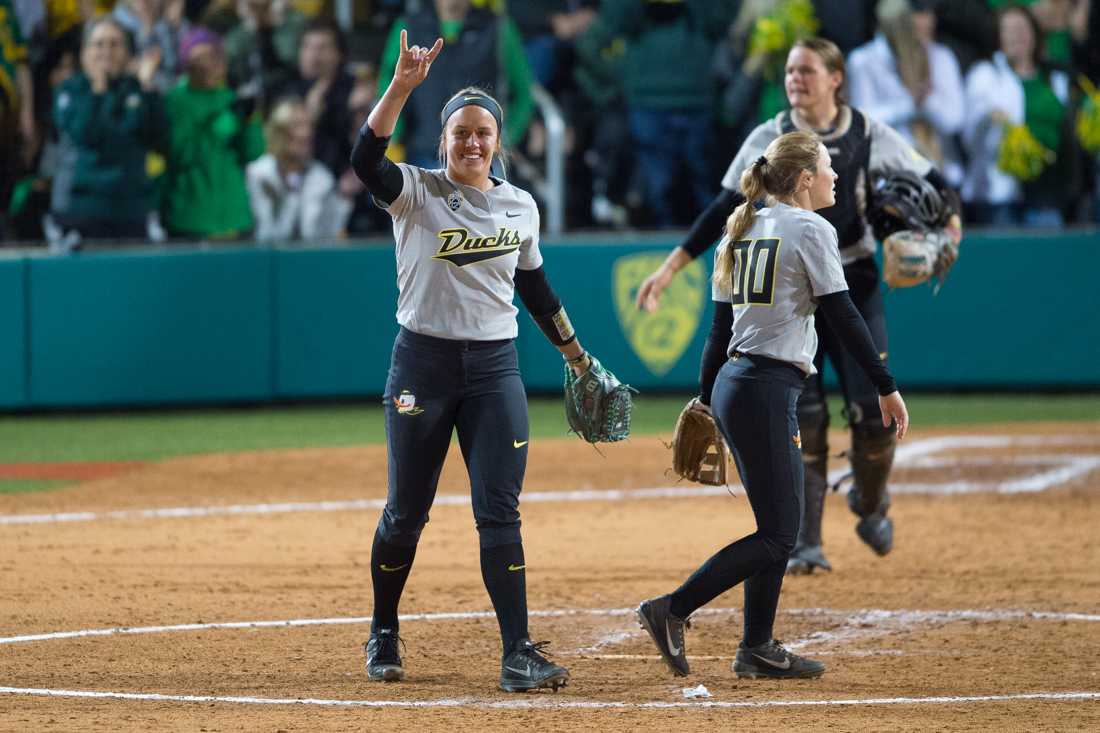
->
[370,529,417,632]
[479,542,528,654]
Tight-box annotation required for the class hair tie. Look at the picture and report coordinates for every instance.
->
[755,155,768,167]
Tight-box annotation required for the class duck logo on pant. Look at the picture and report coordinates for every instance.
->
[394,390,424,416]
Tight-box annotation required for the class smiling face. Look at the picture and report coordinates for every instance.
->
[784,46,842,113]
[806,143,838,210]
[443,105,499,187]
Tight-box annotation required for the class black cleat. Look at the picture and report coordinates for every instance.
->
[856,513,894,556]
[785,543,833,575]
[364,628,405,681]
[499,639,569,692]
[636,595,691,676]
[733,639,825,679]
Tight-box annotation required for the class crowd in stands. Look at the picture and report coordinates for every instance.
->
[1,0,1098,249]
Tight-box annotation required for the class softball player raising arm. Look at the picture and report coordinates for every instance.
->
[348,29,591,693]
[636,37,953,574]
[637,130,907,682]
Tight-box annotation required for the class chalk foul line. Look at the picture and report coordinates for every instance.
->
[1,686,1098,710]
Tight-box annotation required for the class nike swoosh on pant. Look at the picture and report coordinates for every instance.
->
[508,564,526,572]
[379,563,409,572]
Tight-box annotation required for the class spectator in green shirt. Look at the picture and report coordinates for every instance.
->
[376,0,534,169]
[162,26,265,239]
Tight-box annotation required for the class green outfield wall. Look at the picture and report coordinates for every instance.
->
[1,230,1097,409]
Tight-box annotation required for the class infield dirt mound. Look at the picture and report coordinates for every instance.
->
[1,421,1098,732]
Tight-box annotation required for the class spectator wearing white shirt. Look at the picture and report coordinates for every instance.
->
[960,4,1074,227]
[848,0,965,184]
[246,98,351,241]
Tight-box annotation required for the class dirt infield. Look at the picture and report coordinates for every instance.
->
[2,422,1099,731]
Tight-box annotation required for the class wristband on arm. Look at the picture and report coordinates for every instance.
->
[533,306,577,347]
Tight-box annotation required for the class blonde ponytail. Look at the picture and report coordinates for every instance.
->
[712,131,823,290]
[714,160,767,289]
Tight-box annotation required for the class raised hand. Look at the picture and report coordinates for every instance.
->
[391,29,443,95]
[136,46,162,91]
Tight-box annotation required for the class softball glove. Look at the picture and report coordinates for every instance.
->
[564,355,636,443]
[671,397,728,486]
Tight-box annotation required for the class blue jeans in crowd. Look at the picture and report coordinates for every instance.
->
[629,107,715,228]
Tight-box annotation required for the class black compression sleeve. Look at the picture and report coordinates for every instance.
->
[350,122,404,205]
[514,266,561,315]
[817,291,898,396]
[699,301,733,406]
[681,188,745,259]
[515,267,576,346]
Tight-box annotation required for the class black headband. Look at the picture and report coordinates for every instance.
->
[441,93,503,132]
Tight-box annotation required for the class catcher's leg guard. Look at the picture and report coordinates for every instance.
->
[845,403,897,556]
[845,404,896,518]
[794,396,829,549]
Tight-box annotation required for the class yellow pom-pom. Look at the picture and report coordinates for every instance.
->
[1076,75,1100,154]
[997,123,1055,181]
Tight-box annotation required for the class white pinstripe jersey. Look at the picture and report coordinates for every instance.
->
[383,164,543,340]
[712,203,848,375]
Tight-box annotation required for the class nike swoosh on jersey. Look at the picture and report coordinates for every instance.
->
[753,652,791,670]
[505,211,521,218]
[379,563,409,572]
[508,564,526,572]
[513,440,528,448]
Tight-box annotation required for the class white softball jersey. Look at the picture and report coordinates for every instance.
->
[383,164,543,341]
[711,203,849,375]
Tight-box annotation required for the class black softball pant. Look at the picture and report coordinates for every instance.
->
[376,327,529,549]
[670,353,806,646]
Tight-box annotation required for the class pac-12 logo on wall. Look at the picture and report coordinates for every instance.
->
[613,253,705,377]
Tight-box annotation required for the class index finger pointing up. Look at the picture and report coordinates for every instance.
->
[399,28,409,55]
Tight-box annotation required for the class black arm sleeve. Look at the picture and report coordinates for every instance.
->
[699,301,733,406]
[817,291,897,396]
[349,122,404,206]
[680,188,746,259]
[516,266,577,347]
[513,266,561,316]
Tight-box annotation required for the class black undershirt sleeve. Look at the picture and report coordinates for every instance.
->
[513,266,562,317]
[817,291,898,396]
[681,188,746,259]
[349,122,404,206]
[699,301,733,406]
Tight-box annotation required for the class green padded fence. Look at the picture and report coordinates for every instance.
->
[1,230,1097,410]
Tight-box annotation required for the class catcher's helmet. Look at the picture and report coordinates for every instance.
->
[868,170,946,240]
